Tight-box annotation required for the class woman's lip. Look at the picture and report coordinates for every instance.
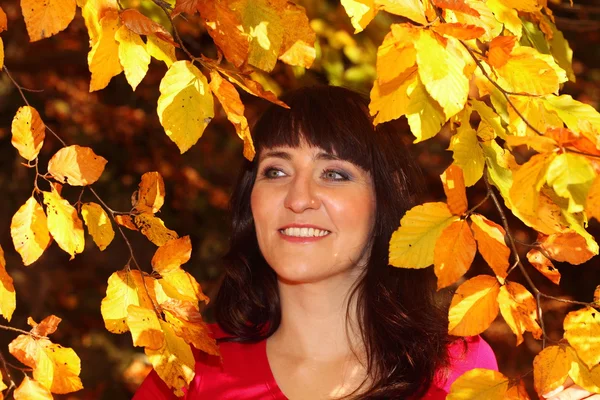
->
[277,230,330,243]
[278,224,329,230]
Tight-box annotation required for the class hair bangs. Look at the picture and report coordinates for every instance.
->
[252,86,374,171]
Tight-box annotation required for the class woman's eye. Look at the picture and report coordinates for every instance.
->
[264,168,285,179]
[323,169,348,181]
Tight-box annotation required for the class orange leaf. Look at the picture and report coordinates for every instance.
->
[506,380,530,399]
[448,275,500,336]
[21,0,76,41]
[115,214,138,231]
[509,153,554,224]
[162,299,220,356]
[120,9,177,47]
[540,230,596,265]
[434,220,476,289]
[441,164,468,215]
[152,236,192,274]
[47,145,107,186]
[470,214,510,279]
[533,345,570,396]
[487,35,517,69]
[432,22,485,40]
[134,172,165,214]
[0,6,7,33]
[563,307,600,369]
[526,248,560,285]
[278,1,316,68]
[29,315,61,337]
[587,175,600,222]
[432,0,480,16]
[14,377,53,400]
[498,282,542,346]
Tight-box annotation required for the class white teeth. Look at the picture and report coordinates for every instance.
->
[281,227,330,237]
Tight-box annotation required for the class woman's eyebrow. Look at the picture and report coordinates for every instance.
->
[314,151,341,161]
[260,150,292,161]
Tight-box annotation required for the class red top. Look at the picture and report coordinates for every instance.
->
[134,324,498,399]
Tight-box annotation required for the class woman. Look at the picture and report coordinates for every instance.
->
[134,86,585,399]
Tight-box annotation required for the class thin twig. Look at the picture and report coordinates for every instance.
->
[0,324,46,339]
[465,192,491,216]
[0,351,17,393]
[3,66,31,107]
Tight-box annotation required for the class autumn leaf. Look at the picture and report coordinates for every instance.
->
[81,202,114,251]
[79,0,119,47]
[434,220,476,289]
[375,24,418,86]
[126,304,164,350]
[441,164,468,215]
[505,135,558,154]
[587,175,600,222]
[134,213,179,246]
[0,37,4,71]
[146,35,177,67]
[471,99,507,140]
[487,35,517,69]
[540,230,597,265]
[506,380,530,399]
[11,106,45,161]
[444,0,502,42]
[449,117,484,186]
[543,94,600,150]
[432,22,485,41]
[145,320,195,397]
[432,0,480,16]
[566,345,600,393]
[88,10,122,92]
[533,345,570,396]
[115,214,138,231]
[507,96,562,137]
[448,275,500,336]
[162,299,219,356]
[278,1,316,68]
[10,197,51,266]
[48,145,107,186]
[498,282,542,345]
[0,246,16,322]
[14,376,53,400]
[157,60,214,153]
[486,0,521,38]
[157,268,209,306]
[526,248,560,285]
[370,66,416,124]
[0,6,6,32]
[470,213,510,279]
[563,307,600,369]
[498,0,541,12]
[21,0,76,41]
[133,172,165,214]
[101,269,156,333]
[151,236,192,274]
[340,0,376,33]
[29,315,62,337]
[119,9,177,46]
[509,153,554,221]
[115,25,150,91]
[209,70,255,161]
[447,368,509,399]
[389,202,457,269]
[43,188,85,259]
[546,153,596,214]
[375,0,427,25]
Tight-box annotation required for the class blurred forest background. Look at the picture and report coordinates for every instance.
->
[0,0,599,398]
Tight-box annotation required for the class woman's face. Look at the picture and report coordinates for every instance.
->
[251,140,376,284]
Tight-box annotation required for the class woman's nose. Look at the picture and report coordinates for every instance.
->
[283,174,321,213]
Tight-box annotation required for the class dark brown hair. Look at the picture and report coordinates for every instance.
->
[215,85,453,399]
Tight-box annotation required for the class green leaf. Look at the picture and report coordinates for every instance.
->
[546,153,596,213]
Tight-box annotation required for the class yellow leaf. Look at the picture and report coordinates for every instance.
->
[146,35,176,67]
[87,10,122,92]
[21,0,76,41]
[14,377,53,400]
[507,96,562,137]
[497,0,541,12]
[145,320,195,397]
[376,24,418,86]
[209,70,255,161]
[100,269,156,333]
[157,60,214,153]
[447,368,508,400]
[162,299,219,356]
[509,153,555,222]
[566,345,600,393]
[546,17,575,82]
[0,37,4,71]
[471,99,507,140]
[278,1,316,68]
[369,66,417,125]
[340,0,376,33]
[405,75,447,142]
[546,153,596,214]
[79,0,118,47]
[81,202,114,251]
[0,246,15,322]
[0,6,6,33]
[586,175,600,222]
[43,189,84,259]
[498,282,541,345]
[389,202,457,269]
[505,135,558,154]
[543,94,600,150]
[11,106,45,161]
[152,236,192,274]
[119,8,176,47]
[432,22,485,41]
[48,145,107,186]
[486,0,521,38]
[126,304,164,350]
[449,116,484,186]
[564,307,600,369]
[470,214,510,279]
[496,46,566,95]
[214,64,288,108]
[444,0,502,42]
[10,197,51,266]
[415,31,469,119]
[526,248,560,285]
[134,171,165,214]
[115,25,150,91]
[230,0,284,72]
[533,345,570,396]
[134,213,178,246]
[448,275,500,336]
[441,164,468,215]
[375,0,427,25]
[540,230,596,265]
[160,268,209,305]
[434,220,476,289]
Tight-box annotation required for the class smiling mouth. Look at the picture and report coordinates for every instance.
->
[279,227,331,238]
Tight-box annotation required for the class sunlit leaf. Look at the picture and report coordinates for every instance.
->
[564,307,600,369]
[134,213,178,246]
[441,164,468,215]
[340,0,376,33]
[115,25,150,91]
[10,197,51,266]
[0,246,15,322]
[449,275,500,336]
[157,60,214,153]
[119,8,176,46]
[587,175,600,222]
[87,10,122,92]
[389,202,457,269]
[470,213,510,279]
[79,0,118,47]
[370,66,416,124]
[29,315,62,337]
[533,345,570,396]
[447,368,508,399]
[449,115,484,186]
[505,135,558,154]
[146,35,177,67]
[543,94,600,150]
[21,0,76,41]
[432,22,485,40]
[497,0,541,12]
[81,202,114,251]
[546,17,574,82]
[134,172,165,214]
[566,345,600,393]
[278,1,316,68]
[151,236,192,274]
[486,0,521,38]
[508,96,562,137]
[540,230,597,265]
[14,377,53,400]
[546,153,596,214]
[498,282,541,345]
[43,188,84,259]
[48,145,107,186]
[434,220,476,289]
[375,24,418,85]
[445,0,502,42]
[126,304,164,350]
[0,6,6,33]
[471,99,507,140]
[11,106,45,161]
[375,0,427,25]
[487,35,517,69]
[509,153,555,222]
[115,214,138,231]
[526,248,560,285]
[162,299,219,356]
